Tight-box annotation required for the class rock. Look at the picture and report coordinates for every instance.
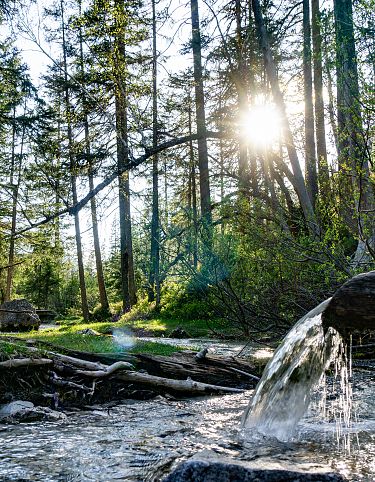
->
[76,328,101,336]
[0,299,40,332]
[163,460,346,482]
[0,400,66,423]
[168,326,190,339]
[322,271,375,334]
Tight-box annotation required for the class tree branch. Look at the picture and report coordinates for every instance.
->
[16,131,225,235]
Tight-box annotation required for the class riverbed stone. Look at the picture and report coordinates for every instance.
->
[0,299,40,332]
[163,460,346,482]
[0,400,66,423]
[168,326,191,338]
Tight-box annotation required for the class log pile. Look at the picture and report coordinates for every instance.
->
[0,340,262,405]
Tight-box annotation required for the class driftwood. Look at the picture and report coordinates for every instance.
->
[322,271,375,334]
[0,339,254,399]
[47,371,93,392]
[74,361,135,378]
[0,358,53,369]
[114,371,244,394]
[134,352,262,388]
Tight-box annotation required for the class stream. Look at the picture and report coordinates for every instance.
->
[0,339,374,481]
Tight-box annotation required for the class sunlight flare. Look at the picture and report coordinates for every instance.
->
[240,104,281,148]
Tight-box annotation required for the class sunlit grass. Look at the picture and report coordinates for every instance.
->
[4,324,194,357]
[0,308,233,358]
[54,315,229,338]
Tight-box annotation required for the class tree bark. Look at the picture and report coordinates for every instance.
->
[190,0,212,232]
[114,0,137,310]
[235,0,248,189]
[334,0,375,255]
[303,0,318,206]
[148,0,160,307]
[5,110,22,302]
[61,0,90,322]
[78,10,109,312]
[311,0,330,196]
[188,90,198,269]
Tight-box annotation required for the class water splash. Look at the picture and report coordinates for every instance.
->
[241,299,344,442]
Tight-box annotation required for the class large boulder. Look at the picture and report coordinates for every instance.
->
[0,299,40,332]
[0,400,66,423]
[322,271,375,334]
[163,460,345,482]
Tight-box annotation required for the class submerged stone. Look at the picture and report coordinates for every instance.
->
[163,460,346,482]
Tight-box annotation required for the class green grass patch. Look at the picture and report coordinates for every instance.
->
[0,339,33,360]
[129,340,194,356]
[6,323,194,357]
[116,315,234,338]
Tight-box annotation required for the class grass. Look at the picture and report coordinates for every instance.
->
[2,322,195,357]
[0,305,233,358]
[0,339,40,361]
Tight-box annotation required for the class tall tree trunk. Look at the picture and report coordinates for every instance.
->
[188,90,198,269]
[148,0,160,307]
[251,0,318,235]
[5,112,23,302]
[333,0,375,261]
[235,0,248,189]
[303,0,318,206]
[311,0,330,196]
[190,0,212,232]
[78,12,109,313]
[114,0,137,310]
[61,1,90,321]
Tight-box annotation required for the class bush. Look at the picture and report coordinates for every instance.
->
[91,304,112,322]
[159,282,213,321]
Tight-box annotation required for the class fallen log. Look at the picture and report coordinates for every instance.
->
[0,358,53,369]
[135,352,262,388]
[114,371,244,395]
[0,339,257,399]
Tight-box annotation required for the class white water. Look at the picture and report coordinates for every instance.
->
[241,299,346,441]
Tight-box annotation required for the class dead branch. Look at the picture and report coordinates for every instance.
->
[74,361,135,378]
[0,358,53,369]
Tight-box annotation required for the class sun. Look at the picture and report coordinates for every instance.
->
[240,104,281,148]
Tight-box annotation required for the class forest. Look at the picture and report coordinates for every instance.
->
[0,0,374,480]
[0,0,374,342]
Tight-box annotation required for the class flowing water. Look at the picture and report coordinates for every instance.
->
[242,299,337,440]
[1,322,375,481]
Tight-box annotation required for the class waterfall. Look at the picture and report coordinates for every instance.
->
[242,299,344,441]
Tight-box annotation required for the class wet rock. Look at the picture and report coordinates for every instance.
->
[0,400,66,423]
[168,327,190,339]
[163,460,346,482]
[0,299,40,332]
[322,271,375,334]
